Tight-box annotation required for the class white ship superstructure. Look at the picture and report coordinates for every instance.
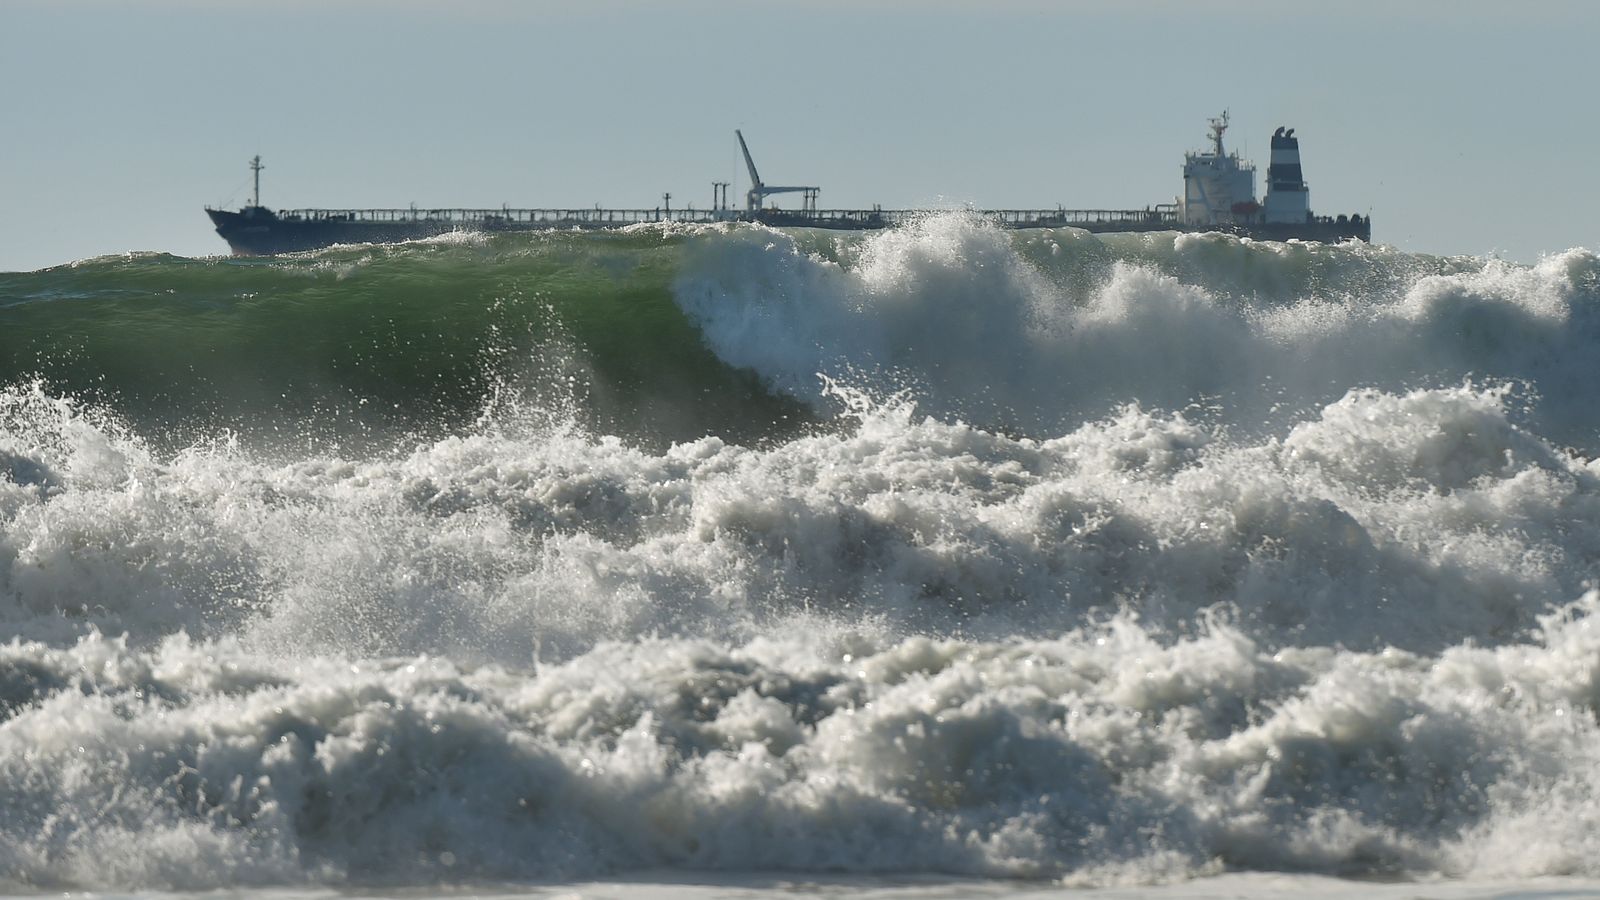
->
[1179,112,1257,227]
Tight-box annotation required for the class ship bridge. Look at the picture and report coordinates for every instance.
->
[1179,112,1258,227]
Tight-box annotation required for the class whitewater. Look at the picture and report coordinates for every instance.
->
[2,216,1600,897]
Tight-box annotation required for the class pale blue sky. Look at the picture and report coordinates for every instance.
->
[2,0,1594,271]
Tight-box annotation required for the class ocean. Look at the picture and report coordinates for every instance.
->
[2,216,1600,898]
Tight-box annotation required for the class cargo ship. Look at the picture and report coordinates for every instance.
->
[206,114,1369,255]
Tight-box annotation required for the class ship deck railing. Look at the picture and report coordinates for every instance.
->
[982,208,1178,227]
[274,207,734,226]
[269,206,1182,229]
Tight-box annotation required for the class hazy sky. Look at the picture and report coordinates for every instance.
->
[2,0,1595,271]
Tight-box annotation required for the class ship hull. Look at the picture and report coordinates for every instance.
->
[1215,218,1371,244]
[207,208,472,256]
[208,206,1369,256]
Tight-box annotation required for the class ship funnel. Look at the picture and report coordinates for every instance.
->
[1263,126,1309,224]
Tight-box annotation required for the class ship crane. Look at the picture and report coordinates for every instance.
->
[736,130,820,213]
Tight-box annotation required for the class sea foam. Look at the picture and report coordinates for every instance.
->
[3,218,1600,890]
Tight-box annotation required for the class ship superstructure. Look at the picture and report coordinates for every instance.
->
[1175,111,1358,241]
[206,116,1370,255]
[1180,112,1258,228]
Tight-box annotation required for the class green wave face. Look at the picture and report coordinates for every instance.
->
[0,231,814,452]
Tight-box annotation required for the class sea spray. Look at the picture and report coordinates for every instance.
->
[675,217,1600,445]
[3,218,1600,889]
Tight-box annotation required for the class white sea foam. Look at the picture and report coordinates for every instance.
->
[4,220,1600,891]
[3,592,1600,887]
[674,216,1600,445]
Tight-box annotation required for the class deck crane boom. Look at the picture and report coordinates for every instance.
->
[736,130,821,213]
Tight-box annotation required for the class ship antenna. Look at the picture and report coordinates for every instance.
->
[250,155,264,208]
[1208,111,1229,157]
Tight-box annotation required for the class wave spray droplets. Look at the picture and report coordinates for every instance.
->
[3,218,1600,890]
[675,215,1600,442]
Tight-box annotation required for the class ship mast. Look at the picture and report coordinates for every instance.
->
[250,155,264,208]
[1208,111,1229,157]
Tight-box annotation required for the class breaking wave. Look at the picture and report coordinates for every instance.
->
[3,217,1600,890]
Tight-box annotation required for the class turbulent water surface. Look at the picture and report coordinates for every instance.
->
[3,218,1600,894]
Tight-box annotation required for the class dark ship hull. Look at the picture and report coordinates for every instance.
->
[207,205,1369,256]
[208,207,512,256]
